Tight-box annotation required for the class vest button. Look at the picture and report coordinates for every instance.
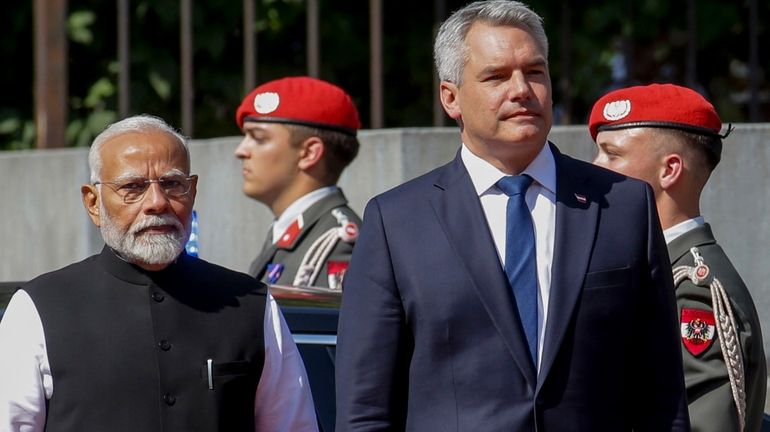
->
[151,292,165,302]
[158,340,171,351]
[163,393,176,406]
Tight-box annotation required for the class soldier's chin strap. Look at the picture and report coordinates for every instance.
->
[673,247,746,432]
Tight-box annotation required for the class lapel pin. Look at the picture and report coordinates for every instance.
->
[575,193,587,204]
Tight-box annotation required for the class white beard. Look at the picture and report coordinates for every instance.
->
[99,201,190,266]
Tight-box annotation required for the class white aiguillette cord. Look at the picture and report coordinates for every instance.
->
[293,228,339,287]
[673,247,746,432]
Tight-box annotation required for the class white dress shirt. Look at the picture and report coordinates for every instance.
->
[663,216,705,245]
[272,186,339,243]
[0,289,318,432]
[461,143,557,370]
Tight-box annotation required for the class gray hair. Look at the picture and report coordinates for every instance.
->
[89,114,190,183]
[434,0,549,85]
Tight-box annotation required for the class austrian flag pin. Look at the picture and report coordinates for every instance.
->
[680,308,716,356]
[575,193,587,204]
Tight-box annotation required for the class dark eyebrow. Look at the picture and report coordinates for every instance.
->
[525,57,548,69]
[478,57,548,77]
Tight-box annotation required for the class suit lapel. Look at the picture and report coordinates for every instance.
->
[431,154,538,386]
[537,146,599,391]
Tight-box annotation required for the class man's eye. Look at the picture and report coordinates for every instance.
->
[160,179,184,190]
[119,182,146,192]
[483,74,504,82]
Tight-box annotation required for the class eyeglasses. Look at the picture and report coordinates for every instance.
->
[94,174,197,203]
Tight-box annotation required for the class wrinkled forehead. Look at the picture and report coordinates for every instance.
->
[100,131,190,179]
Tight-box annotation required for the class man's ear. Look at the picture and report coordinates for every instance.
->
[81,184,102,227]
[439,81,462,120]
[298,137,325,171]
[660,153,684,190]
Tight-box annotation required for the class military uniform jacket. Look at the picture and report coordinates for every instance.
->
[22,247,268,432]
[250,189,362,288]
[670,223,767,432]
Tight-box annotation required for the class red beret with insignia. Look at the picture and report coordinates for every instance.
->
[236,76,361,136]
[588,84,724,141]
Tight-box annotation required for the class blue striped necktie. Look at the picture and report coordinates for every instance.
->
[497,174,538,366]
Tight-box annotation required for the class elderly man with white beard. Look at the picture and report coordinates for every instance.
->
[0,115,318,432]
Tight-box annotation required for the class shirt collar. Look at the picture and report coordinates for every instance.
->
[461,143,556,196]
[663,216,705,244]
[273,186,338,242]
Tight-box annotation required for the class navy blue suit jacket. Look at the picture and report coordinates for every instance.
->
[336,144,689,431]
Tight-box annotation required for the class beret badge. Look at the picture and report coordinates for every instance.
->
[254,92,280,114]
[602,99,631,121]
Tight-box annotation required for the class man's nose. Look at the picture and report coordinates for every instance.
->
[506,72,531,101]
[141,182,170,213]
[234,138,249,159]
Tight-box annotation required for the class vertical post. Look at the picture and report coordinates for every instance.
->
[307,0,320,77]
[118,0,131,118]
[558,2,572,124]
[432,0,446,127]
[369,0,383,129]
[685,0,697,89]
[33,0,67,148]
[622,0,633,87]
[748,0,759,121]
[243,0,256,93]
[180,0,194,136]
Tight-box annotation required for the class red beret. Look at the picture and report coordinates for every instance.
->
[236,76,361,136]
[588,84,723,141]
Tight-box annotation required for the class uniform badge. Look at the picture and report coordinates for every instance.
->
[603,99,631,121]
[254,92,280,114]
[276,217,304,249]
[327,261,349,290]
[266,263,285,285]
[338,221,359,243]
[680,308,716,356]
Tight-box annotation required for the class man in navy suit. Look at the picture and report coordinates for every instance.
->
[335,1,689,431]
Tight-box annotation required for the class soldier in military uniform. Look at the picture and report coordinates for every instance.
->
[234,76,362,289]
[589,83,766,431]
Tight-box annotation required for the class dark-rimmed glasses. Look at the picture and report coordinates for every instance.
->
[94,174,197,203]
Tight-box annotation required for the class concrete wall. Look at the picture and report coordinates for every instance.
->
[2,125,769,360]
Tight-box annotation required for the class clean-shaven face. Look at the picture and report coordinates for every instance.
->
[593,128,663,190]
[452,23,553,162]
[234,122,302,208]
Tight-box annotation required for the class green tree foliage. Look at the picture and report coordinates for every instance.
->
[0,0,767,150]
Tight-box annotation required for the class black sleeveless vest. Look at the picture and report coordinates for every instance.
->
[24,247,267,432]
